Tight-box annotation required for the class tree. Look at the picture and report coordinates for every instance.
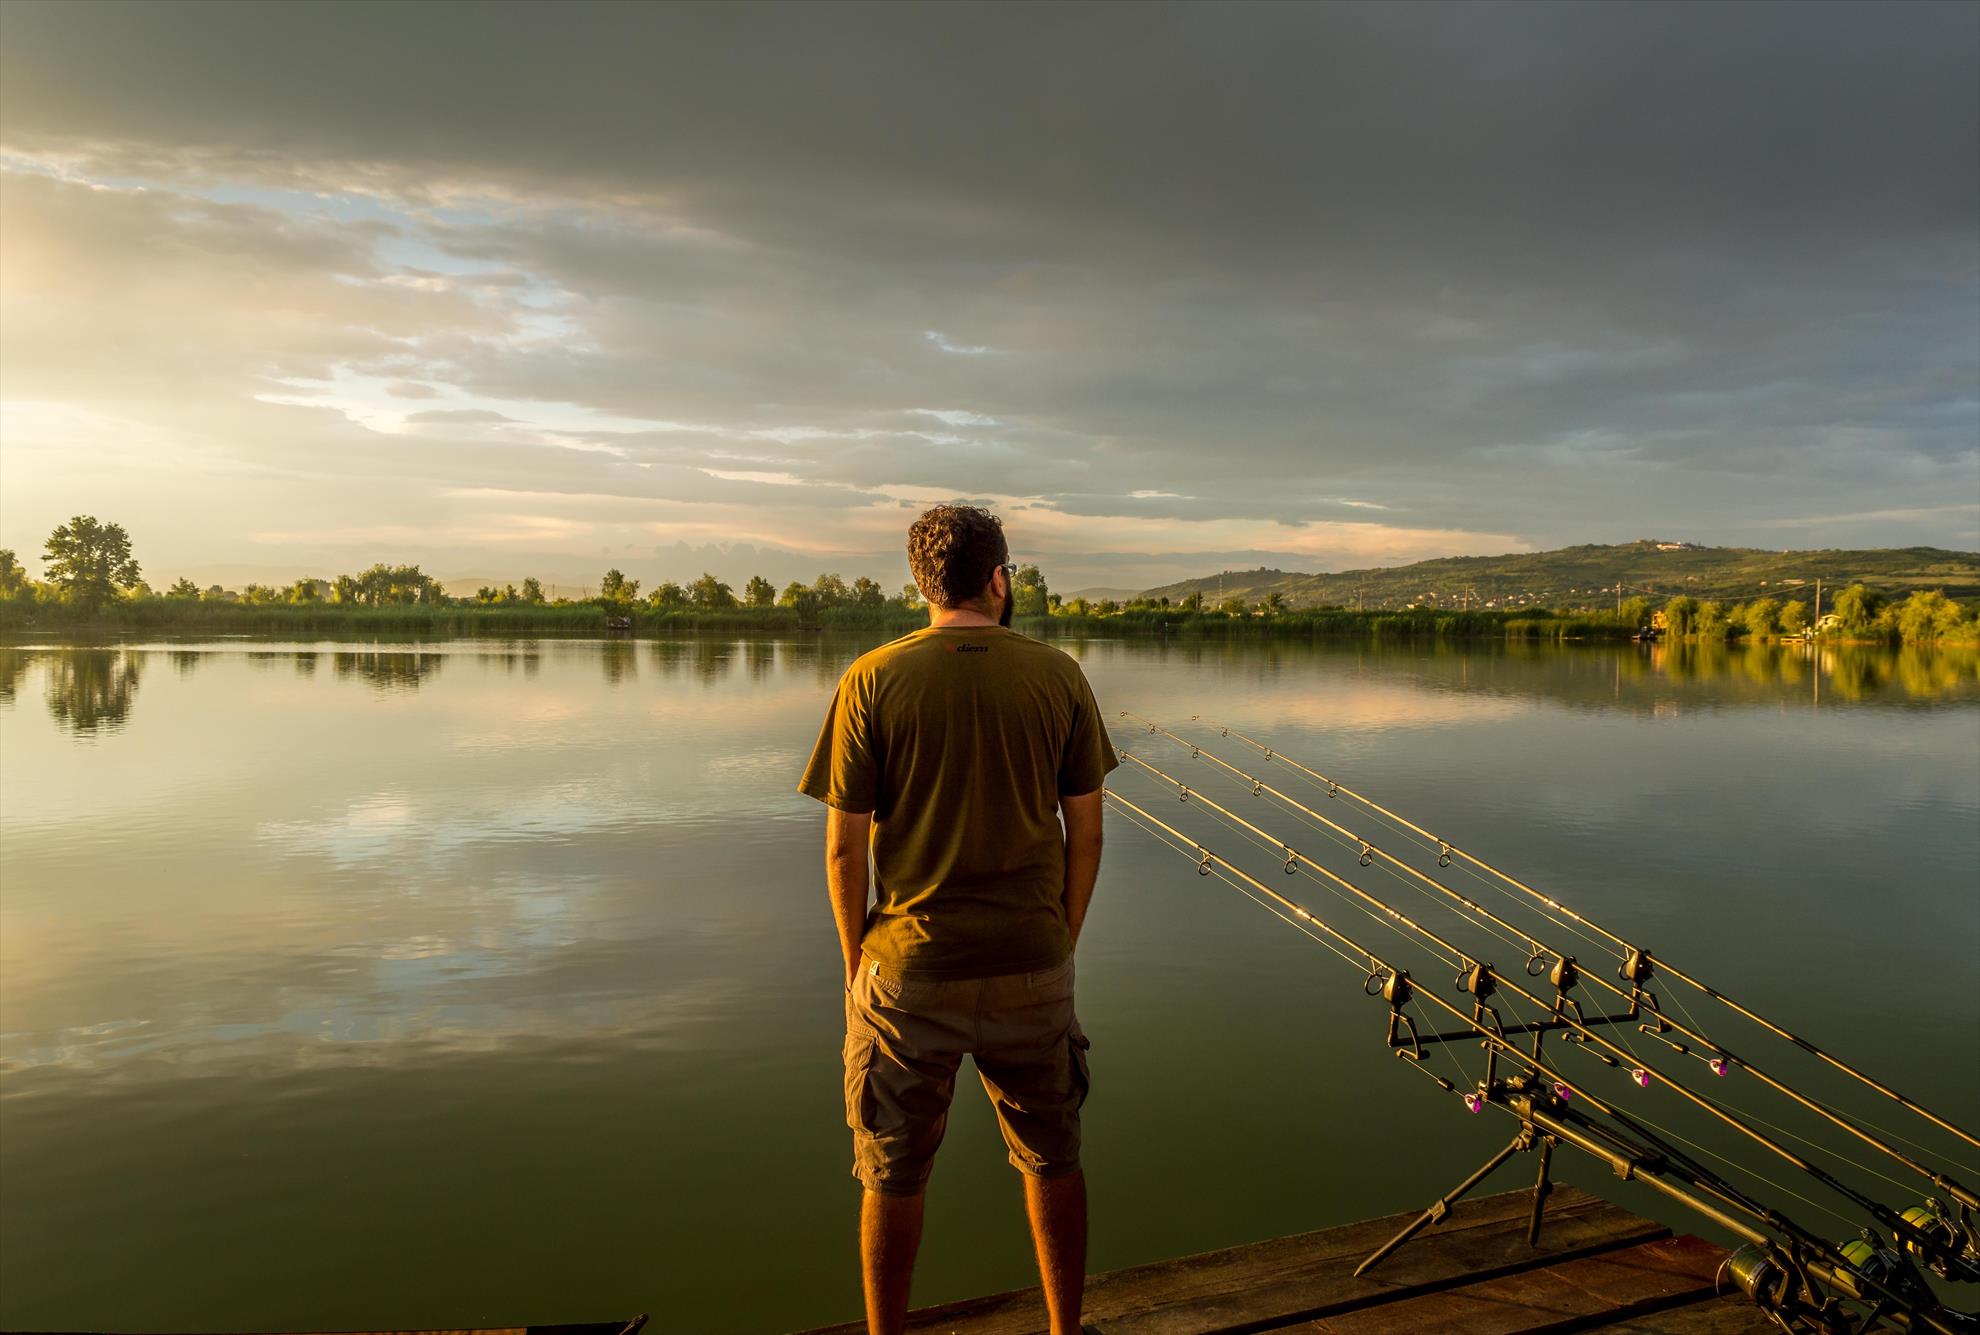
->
[744,575,776,608]
[648,580,688,609]
[0,549,28,599]
[1694,600,1729,640]
[286,579,323,604]
[1263,590,1286,615]
[350,563,436,606]
[1217,596,1247,616]
[241,583,281,606]
[475,586,502,603]
[43,515,141,610]
[1895,590,1970,644]
[599,568,640,604]
[812,573,850,607]
[690,572,736,608]
[898,582,923,609]
[1778,600,1809,635]
[1619,596,1650,629]
[1741,598,1780,638]
[777,580,808,608]
[1831,584,1884,635]
[333,574,362,604]
[1012,564,1050,616]
[1095,599,1119,616]
[520,576,546,604]
[1662,595,1698,637]
[1179,590,1203,611]
[851,576,885,608]
[166,577,201,600]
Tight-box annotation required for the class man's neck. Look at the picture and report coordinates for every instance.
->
[928,605,998,628]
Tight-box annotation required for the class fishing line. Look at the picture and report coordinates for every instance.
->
[1110,789,1838,1257]
[1104,785,1972,1327]
[1152,715,1980,1194]
[1117,749,1854,1197]
[1171,779,1469,973]
[1611,1093,1865,1236]
[1122,730,1879,1162]
[1182,711,1980,1157]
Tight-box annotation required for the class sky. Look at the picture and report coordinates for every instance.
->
[1,1,1975,595]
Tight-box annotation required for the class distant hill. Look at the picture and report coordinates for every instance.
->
[1134,542,1980,612]
[1062,586,1148,603]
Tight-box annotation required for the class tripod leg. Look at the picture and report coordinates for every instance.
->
[1527,1137,1554,1246]
[1355,1134,1526,1278]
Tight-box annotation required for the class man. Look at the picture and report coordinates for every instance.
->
[798,504,1117,1335]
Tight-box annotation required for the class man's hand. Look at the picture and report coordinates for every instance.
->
[825,805,874,989]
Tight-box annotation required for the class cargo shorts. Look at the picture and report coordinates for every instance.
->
[842,951,1092,1196]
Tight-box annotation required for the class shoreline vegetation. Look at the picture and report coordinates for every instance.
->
[3,517,1976,646]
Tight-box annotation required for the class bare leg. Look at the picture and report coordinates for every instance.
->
[1023,1169,1087,1335]
[860,1186,925,1335]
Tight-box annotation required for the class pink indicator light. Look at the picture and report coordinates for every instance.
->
[1631,1068,1651,1089]
[1463,1093,1484,1113]
[1553,1083,1571,1103]
[1708,1058,1727,1077]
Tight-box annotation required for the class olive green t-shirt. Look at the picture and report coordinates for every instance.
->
[797,625,1119,979]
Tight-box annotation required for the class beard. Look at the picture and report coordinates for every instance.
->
[999,583,1015,627]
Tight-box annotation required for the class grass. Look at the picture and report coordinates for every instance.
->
[1,597,1655,641]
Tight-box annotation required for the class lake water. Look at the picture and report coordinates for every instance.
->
[2,635,1977,1330]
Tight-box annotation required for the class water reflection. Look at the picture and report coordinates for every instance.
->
[1648,641,1980,702]
[1,632,1974,1333]
[0,648,25,705]
[600,638,637,684]
[45,649,141,735]
[331,650,444,692]
[0,638,1975,738]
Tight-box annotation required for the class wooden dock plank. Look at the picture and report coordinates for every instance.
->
[790,1187,1757,1335]
[1098,1194,1668,1335]
[1587,1303,1783,1334]
[1297,1236,1754,1334]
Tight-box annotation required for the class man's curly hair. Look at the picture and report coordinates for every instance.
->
[907,504,1009,609]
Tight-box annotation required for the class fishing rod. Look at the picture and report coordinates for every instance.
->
[1103,787,1971,1334]
[1116,712,1980,1224]
[1180,711,1980,1159]
[1112,743,1977,1280]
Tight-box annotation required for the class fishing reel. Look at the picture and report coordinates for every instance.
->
[1720,1243,1853,1333]
[1834,1230,1937,1309]
[1898,1197,1980,1284]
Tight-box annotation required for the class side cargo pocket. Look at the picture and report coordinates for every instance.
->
[844,1031,879,1131]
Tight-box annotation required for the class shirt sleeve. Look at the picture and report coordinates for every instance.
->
[1058,671,1121,797]
[797,668,881,812]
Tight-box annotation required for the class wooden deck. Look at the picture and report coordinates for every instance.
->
[793,1186,1773,1335]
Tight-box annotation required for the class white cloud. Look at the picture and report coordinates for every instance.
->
[923,330,1001,357]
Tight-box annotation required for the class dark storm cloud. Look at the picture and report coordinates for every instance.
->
[2,0,1975,570]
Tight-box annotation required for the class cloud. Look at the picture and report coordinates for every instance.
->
[923,331,1001,357]
[405,408,516,424]
[0,1,1974,583]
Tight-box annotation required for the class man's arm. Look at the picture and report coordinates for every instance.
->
[1060,788,1103,952]
[825,804,873,989]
